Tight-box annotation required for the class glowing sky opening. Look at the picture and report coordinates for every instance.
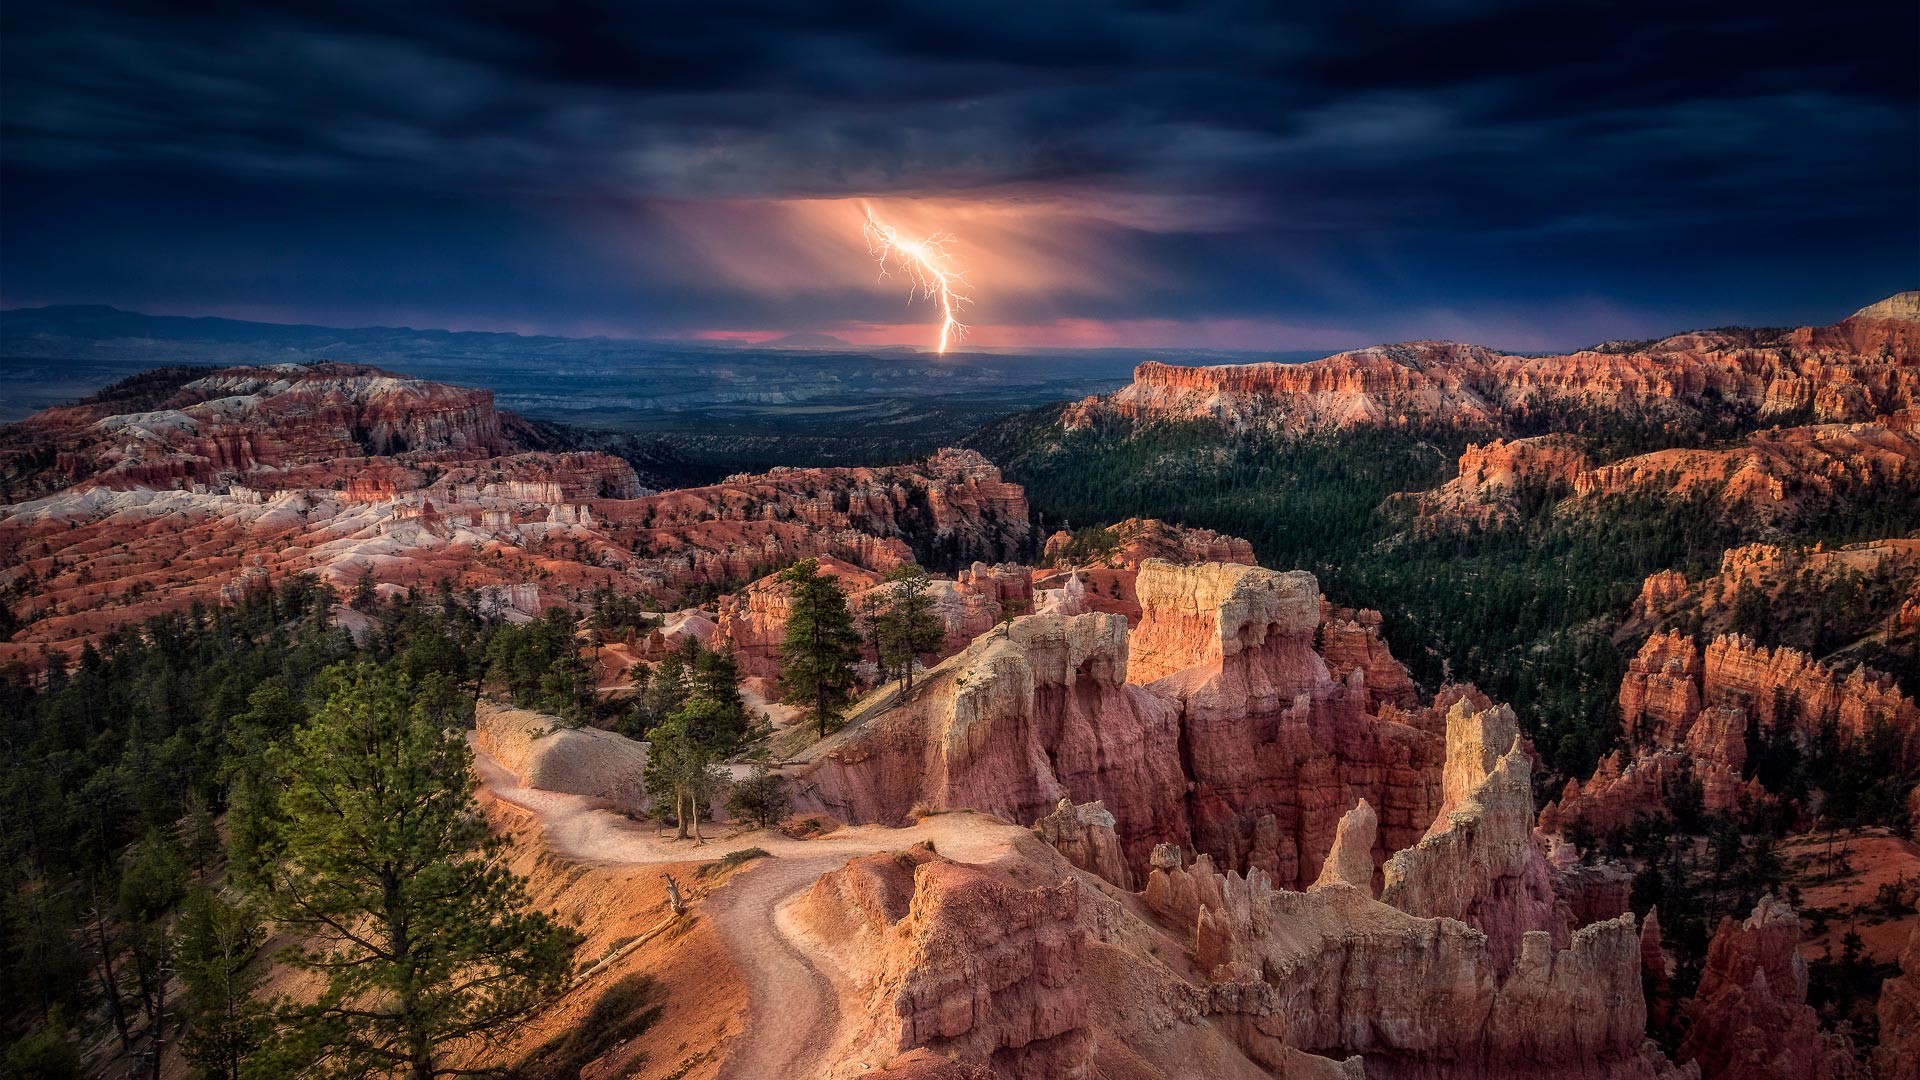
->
[860,203,971,354]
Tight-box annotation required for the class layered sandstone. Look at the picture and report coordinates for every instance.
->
[796,561,1447,890]
[1042,517,1256,569]
[1381,701,1560,974]
[1626,539,1920,640]
[794,835,1359,1080]
[1315,604,1422,710]
[1573,414,1920,519]
[1144,840,1689,1080]
[1400,435,1589,532]
[1064,295,1920,437]
[794,611,1193,880]
[1132,560,1444,890]
[712,557,885,679]
[1031,799,1132,889]
[0,412,1028,660]
[1,363,517,498]
[1677,896,1860,1080]
[1408,415,1920,532]
[1545,630,1920,836]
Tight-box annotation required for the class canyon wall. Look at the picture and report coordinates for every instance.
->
[1064,295,1919,438]
[798,560,1444,890]
[1543,630,1920,837]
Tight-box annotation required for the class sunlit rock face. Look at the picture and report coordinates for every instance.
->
[1144,842,1688,1080]
[1064,296,1919,436]
[1542,630,1920,838]
[799,560,1447,890]
[0,372,1030,666]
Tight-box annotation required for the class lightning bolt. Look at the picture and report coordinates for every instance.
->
[862,204,970,354]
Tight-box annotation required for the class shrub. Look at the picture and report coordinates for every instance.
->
[726,764,790,828]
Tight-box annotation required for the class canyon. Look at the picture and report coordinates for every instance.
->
[1064,295,1920,437]
[8,292,1920,1080]
[0,364,1032,666]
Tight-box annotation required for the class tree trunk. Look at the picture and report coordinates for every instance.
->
[674,788,689,840]
[88,906,134,1053]
[690,791,703,845]
[663,872,686,916]
[148,973,167,1080]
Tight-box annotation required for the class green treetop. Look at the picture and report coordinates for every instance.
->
[777,559,863,739]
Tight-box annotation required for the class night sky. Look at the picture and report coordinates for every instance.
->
[3,1,1915,352]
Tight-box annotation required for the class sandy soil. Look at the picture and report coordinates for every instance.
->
[1782,827,1920,965]
[472,739,1022,1079]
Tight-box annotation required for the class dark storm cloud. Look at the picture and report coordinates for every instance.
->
[2,0,1915,347]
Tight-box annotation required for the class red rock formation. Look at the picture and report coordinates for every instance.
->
[1065,295,1920,437]
[1627,539,1920,637]
[1,363,517,498]
[1132,560,1444,890]
[1642,907,1677,1034]
[795,611,1194,881]
[0,423,1028,664]
[799,560,1451,891]
[1401,435,1589,532]
[1315,604,1421,710]
[712,556,885,679]
[1545,630,1920,837]
[1144,840,1688,1079]
[794,843,1093,1079]
[1572,414,1920,519]
[1678,896,1859,1080]
[1042,517,1256,569]
[1309,800,1378,894]
[1381,700,1561,975]
[1407,414,1920,532]
[1877,928,1920,1080]
[1031,798,1132,890]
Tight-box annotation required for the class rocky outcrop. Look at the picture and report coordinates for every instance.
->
[0,433,1028,662]
[1572,414,1920,520]
[713,557,885,678]
[1401,435,1590,532]
[1315,604,1421,710]
[1,363,520,498]
[1382,701,1560,974]
[799,561,1448,891]
[1877,928,1920,1080]
[1064,295,1920,437]
[794,843,1092,1080]
[1031,799,1132,889]
[1545,630,1920,837]
[473,702,649,810]
[1042,517,1256,569]
[1626,539,1920,638]
[796,612,1192,881]
[1309,800,1377,894]
[1405,415,1920,532]
[1144,846,1689,1080]
[1132,560,1444,889]
[1677,896,1858,1080]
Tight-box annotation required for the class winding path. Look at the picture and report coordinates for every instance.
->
[471,740,1018,1079]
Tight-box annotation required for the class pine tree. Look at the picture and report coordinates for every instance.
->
[777,560,862,738]
[174,886,269,1080]
[875,566,943,693]
[644,647,761,843]
[260,663,579,1080]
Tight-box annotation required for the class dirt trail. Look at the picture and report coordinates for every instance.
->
[471,738,1018,1079]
